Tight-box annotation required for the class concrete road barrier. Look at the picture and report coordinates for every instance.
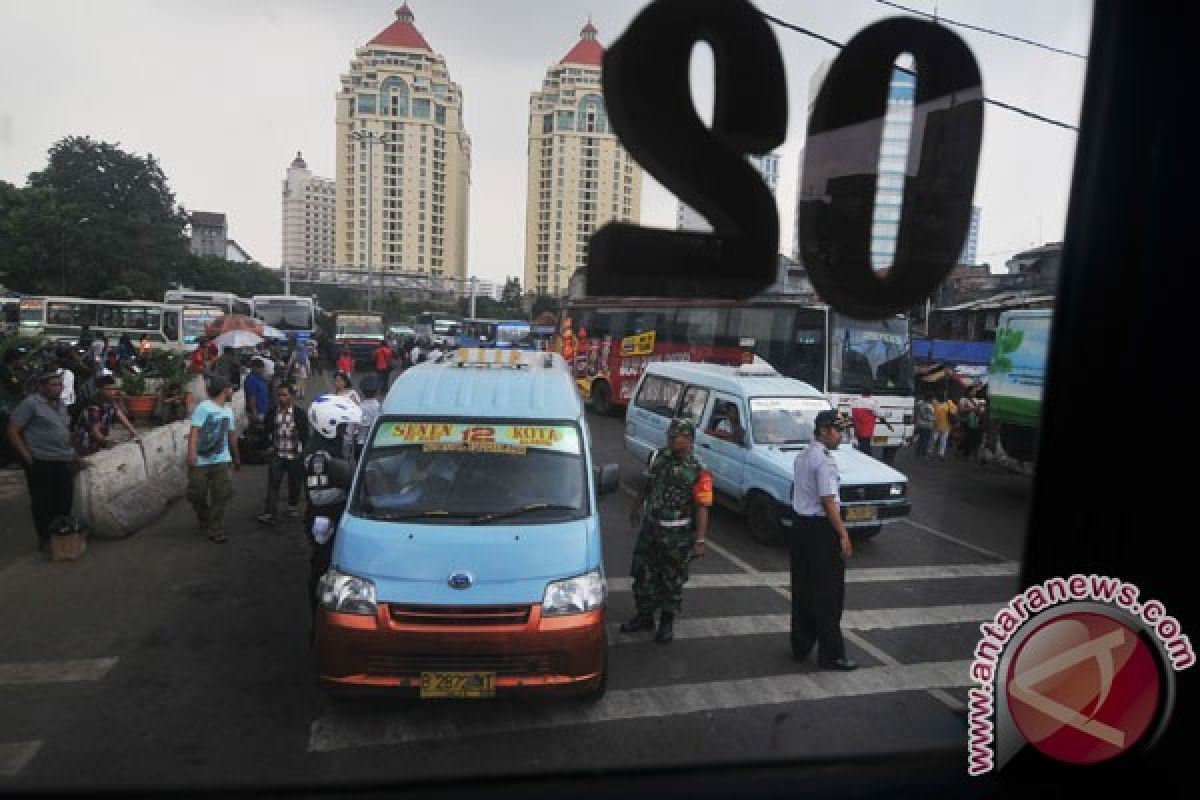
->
[76,442,167,539]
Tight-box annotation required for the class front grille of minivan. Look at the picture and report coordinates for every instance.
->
[388,604,532,626]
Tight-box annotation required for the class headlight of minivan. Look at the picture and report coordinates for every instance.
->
[542,570,606,616]
[319,568,377,615]
[890,483,906,497]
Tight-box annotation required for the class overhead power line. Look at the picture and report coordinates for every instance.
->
[874,0,1088,60]
[760,12,1079,132]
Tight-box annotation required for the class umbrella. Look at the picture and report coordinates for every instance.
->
[214,330,263,350]
[205,313,264,338]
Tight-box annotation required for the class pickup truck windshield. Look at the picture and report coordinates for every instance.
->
[749,396,834,445]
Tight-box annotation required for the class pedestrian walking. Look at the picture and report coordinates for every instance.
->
[958,387,983,460]
[621,417,713,644]
[931,393,955,459]
[373,340,394,393]
[186,376,240,544]
[244,358,270,424]
[914,393,934,458]
[289,337,310,398]
[849,391,879,456]
[138,334,153,365]
[6,370,88,554]
[332,371,361,405]
[788,409,857,670]
[355,376,381,460]
[257,383,309,524]
[117,333,136,366]
[336,349,354,376]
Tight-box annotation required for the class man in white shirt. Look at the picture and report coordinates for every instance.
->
[789,409,857,671]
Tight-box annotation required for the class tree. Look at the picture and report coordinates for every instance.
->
[532,293,560,318]
[0,136,192,298]
[500,277,523,316]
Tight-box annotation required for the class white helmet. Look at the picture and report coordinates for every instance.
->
[308,394,363,440]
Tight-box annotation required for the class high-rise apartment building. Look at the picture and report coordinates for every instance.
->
[677,153,780,233]
[523,22,642,296]
[335,4,471,283]
[282,151,336,274]
[959,205,981,266]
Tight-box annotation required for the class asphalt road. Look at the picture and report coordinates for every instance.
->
[0,370,1034,791]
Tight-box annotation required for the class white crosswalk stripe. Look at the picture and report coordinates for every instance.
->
[608,603,1000,645]
[0,741,42,778]
[308,659,972,752]
[0,658,118,687]
[606,562,1019,592]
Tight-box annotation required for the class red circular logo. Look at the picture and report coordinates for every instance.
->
[1006,612,1161,765]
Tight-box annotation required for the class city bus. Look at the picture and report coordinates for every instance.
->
[164,289,251,316]
[413,311,462,345]
[1,297,20,336]
[180,306,226,349]
[17,296,185,349]
[331,310,386,364]
[456,318,499,347]
[250,294,316,344]
[494,319,534,350]
[559,298,915,457]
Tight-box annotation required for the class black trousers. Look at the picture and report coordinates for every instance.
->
[787,514,847,663]
[25,459,76,545]
[264,456,304,514]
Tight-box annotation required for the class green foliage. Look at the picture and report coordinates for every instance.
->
[531,293,560,318]
[144,349,189,390]
[121,370,148,397]
[500,277,523,316]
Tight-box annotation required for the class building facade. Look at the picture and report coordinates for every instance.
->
[189,212,227,258]
[523,22,642,296]
[282,151,336,274]
[959,205,981,266]
[677,153,780,233]
[334,4,471,286]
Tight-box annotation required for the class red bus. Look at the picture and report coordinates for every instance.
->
[559,297,915,458]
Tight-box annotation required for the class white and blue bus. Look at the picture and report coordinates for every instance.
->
[251,295,316,344]
[164,289,250,316]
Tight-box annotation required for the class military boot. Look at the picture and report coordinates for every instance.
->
[619,612,655,633]
[655,612,675,644]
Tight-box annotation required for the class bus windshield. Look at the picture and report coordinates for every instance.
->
[336,316,385,337]
[496,322,531,347]
[256,300,314,331]
[830,315,914,396]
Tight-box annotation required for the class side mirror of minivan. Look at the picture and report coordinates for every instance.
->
[594,463,620,497]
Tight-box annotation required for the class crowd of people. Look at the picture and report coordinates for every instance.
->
[911,384,990,462]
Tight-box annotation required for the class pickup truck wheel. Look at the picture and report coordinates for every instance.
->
[746,493,784,546]
[590,380,612,415]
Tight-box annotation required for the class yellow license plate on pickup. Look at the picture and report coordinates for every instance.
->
[420,671,496,699]
[872,436,889,445]
[845,506,877,522]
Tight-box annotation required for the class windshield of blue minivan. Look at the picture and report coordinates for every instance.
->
[353,419,587,522]
[750,396,835,445]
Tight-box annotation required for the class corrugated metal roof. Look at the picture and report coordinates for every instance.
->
[382,352,583,420]
[937,292,1055,312]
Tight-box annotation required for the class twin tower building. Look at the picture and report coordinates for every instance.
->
[282,5,643,298]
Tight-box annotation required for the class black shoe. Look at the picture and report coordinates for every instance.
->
[818,657,858,671]
[791,647,813,663]
[655,612,675,644]
[619,613,655,633]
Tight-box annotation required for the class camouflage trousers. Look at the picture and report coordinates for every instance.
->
[630,521,694,615]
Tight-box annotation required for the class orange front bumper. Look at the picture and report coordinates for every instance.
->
[315,603,607,697]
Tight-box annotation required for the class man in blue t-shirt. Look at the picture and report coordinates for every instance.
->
[186,375,241,544]
[244,358,270,423]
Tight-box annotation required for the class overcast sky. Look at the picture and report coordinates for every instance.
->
[0,0,1092,286]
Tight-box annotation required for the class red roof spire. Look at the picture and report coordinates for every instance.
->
[559,20,604,66]
[369,4,432,51]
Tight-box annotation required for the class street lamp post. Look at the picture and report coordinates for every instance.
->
[349,130,387,312]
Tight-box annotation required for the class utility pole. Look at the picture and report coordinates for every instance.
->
[284,261,291,296]
[468,276,477,319]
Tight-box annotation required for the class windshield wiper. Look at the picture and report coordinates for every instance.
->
[470,503,580,525]
[366,509,479,521]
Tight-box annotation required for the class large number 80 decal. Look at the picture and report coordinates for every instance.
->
[588,0,984,319]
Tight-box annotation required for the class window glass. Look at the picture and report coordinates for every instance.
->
[678,386,709,422]
[634,375,684,417]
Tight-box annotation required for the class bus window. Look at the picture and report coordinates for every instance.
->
[164,310,179,343]
[673,307,727,348]
[627,309,669,338]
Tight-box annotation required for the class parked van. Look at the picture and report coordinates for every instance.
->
[316,348,619,699]
[624,361,911,544]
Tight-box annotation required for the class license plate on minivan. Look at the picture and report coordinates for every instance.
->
[420,671,496,699]
[845,506,877,522]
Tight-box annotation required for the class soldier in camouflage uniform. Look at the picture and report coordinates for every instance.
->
[621,417,714,643]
